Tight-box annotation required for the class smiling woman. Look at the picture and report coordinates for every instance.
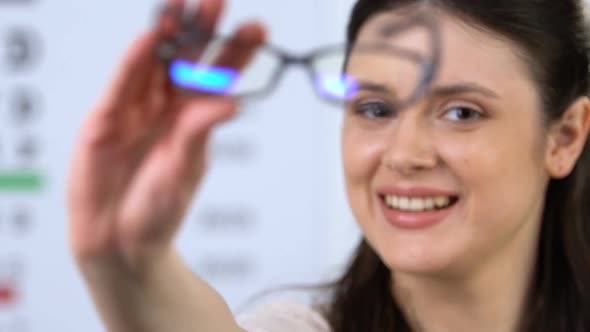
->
[328,0,590,331]
[67,0,590,331]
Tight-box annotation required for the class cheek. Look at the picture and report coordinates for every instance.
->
[439,140,500,184]
[341,122,388,219]
[341,123,386,184]
[438,128,545,226]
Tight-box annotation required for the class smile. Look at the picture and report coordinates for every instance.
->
[378,194,461,229]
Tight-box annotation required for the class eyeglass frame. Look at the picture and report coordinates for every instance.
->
[156,8,442,109]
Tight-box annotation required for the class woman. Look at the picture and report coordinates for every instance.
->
[67,0,590,331]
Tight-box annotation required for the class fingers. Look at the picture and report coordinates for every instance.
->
[103,0,186,107]
[95,0,188,119]
[193,0,225,34]
[156,0,185,36]
[212,22,267,70]
[117,98,237,250]
[88,0,261,146]
[173,98,237,157]
[97,0,235,116]
[96,32,159,117]
[168,98,237,217]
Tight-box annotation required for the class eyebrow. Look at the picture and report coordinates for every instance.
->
[356,81,500,99]
[356,82,399,100]
[357,82,390,93]
[430,82,500,99]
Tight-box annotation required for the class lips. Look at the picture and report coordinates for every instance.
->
[376,185,460,198]
[376,185,461,229]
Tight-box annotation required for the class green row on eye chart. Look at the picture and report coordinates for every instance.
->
[0,171,43,192]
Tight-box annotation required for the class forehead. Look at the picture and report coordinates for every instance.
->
[355,9,535,95]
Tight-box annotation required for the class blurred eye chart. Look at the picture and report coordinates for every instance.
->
[0,0,359,331]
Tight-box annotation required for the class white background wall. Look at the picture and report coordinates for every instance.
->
[0,0,359,331]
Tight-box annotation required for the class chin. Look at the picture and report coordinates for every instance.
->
[372,234,467,278]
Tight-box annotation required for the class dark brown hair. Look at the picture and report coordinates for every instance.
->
[321,0,590,331]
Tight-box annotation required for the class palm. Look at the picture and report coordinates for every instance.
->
[66,0,265,269]
[69,69,193,262]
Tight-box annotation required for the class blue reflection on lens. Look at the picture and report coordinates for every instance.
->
[315,72,358,100]
[170,60,239,94]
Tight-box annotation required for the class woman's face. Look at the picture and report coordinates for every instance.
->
[342,10,551,276]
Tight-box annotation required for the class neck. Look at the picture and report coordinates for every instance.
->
[391,222,540,332]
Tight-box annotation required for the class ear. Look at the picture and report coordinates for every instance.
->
[545,96,590,179]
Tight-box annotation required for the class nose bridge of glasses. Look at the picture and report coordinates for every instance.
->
[281,52,313,67]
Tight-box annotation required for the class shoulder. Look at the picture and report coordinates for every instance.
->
[236,298,332,332]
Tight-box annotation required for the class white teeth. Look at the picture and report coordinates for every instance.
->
[384,195,455,212]
[399,197,410,210]
[409,198,424,212]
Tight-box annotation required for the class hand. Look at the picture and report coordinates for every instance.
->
[67,0,266,272]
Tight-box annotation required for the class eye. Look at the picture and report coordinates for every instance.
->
[353,100,395,119]
[443,105,483,122]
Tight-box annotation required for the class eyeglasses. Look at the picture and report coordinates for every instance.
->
[156,8,441,109]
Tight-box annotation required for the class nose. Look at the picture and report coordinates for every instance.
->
[381,112,438,175]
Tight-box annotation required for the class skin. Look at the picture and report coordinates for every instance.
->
[342,9,590,332]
